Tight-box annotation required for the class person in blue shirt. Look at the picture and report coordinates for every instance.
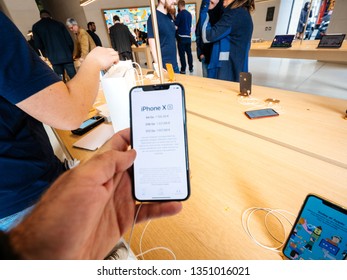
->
[175,0,193,74]
[147,0,179,73]
[0,11,119,232]
[199,0,254,82]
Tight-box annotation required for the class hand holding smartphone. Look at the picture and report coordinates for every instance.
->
[129,83,190,202]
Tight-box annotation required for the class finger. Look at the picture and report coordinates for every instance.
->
[79,149,136,187]
[98,128,131,154]
[134,202,183,224]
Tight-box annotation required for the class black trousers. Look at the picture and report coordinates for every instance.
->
[177,36,193,72]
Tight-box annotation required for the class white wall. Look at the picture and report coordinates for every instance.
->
[287,0,305,35]
[0,0,40,37]
[252,0,281,40]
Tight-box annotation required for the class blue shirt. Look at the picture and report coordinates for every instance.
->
[147,10,179,72]
[0,12,64,218]
[175,9,192,37]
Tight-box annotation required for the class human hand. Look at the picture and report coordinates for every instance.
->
[9,129,182,259]
[84,46,120,70]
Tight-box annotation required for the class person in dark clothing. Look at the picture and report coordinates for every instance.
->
[109,15,138,61]
[315,10,333,40]
[296,2,311,40]
[199,0,254,82]
[196,0,223,77]
[134,28,147,45]
[175,0,194,74]
[32,10,76,82]
[87,21,102,47]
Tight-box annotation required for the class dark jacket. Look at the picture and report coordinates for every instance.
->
[32,17,74,65]
[200,5,253,82]
[196,0,223,64]
[109,23,138,54]
[87,30,102,47]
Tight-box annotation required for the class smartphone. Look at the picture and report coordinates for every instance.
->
[71,115,104,135]
[129,83,190,202]
[282,194,347,260]
[239,72,252,96]
[245,108,279,119]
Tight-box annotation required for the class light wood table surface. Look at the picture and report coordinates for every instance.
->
[54,73,347,259]
[250,39,347,63]
[174,74,347,169]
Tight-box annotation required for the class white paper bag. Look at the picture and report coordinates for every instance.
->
[101,60,136,133]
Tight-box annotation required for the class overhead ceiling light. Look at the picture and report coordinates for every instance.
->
[80,0,97,6]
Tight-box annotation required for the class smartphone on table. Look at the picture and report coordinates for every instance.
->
[282,194,347,260]
[71,115,104,135]
[129,83,190,202]
[245,108,279,119]
[239,72,252,96]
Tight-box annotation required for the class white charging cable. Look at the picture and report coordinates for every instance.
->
[241,207,296,252]
[127,203,176,260]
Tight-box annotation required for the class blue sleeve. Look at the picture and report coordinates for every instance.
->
[174,12,181,27]
[201,8,232,44]
[0,12,60,104]
[195,18,203,59]
[147,15,153,38]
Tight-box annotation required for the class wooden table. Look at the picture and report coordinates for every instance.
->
[132,44,153,69]
[250,40,347,63]
[55,73,347,259]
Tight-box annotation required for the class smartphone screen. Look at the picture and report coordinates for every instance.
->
[79,117,99,129]
[245,108,279,119]
[129,83,190,201]
[282,194,347,260]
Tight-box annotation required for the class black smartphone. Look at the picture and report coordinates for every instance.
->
[239,72,252,96]
[245,108,279,119]
[282,194,347,260]
[71,115,104,135]
[129,83,190,202]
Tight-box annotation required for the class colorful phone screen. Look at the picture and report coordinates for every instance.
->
[129,83,190,201]
[283,195,347,260]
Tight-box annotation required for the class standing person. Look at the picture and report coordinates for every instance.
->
[296,2,311,40]
[147,0,179,73]
[66,18,96,65]
[0,11,119,232]
[199,0,254,82]
[87,21,103,47]
[195,0,223,77]
[109,15,138,61]
[32,10,76,82]
[315,10,333,40]
[175,0,194,74]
